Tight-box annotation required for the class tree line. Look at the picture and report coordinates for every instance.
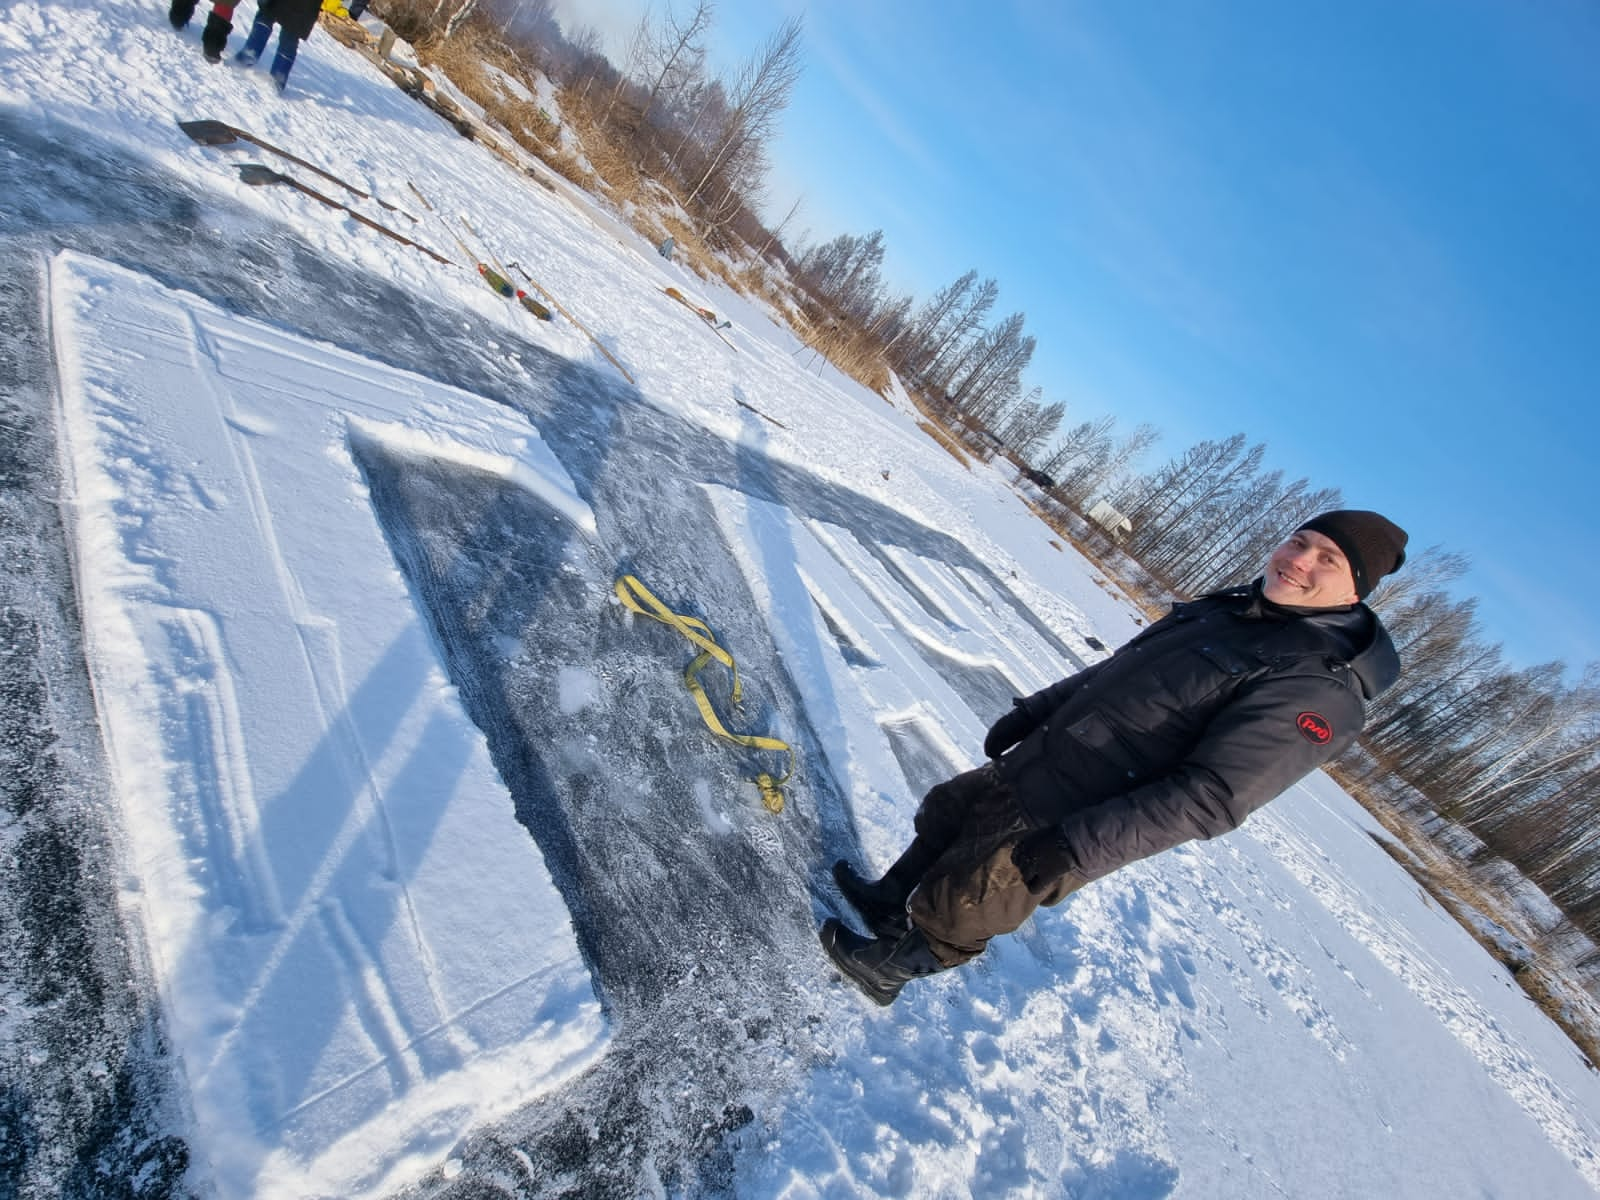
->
[796,241,1070,438]
[1354,561,1600,969]
[593,2,804,244]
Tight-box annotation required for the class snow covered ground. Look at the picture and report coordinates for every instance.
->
[2,1,1599,1197]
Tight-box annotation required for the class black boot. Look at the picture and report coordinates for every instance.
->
[200,12,231,62]
[169,0,198,29]
[831,860,910,938]
[831,837,938,938]
[820,919,947,1006]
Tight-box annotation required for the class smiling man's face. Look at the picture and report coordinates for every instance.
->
[1262,529,1360,608]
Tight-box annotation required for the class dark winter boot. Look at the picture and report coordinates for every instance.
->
[269,31,300,93]
[831,837,938,939]
[168,0,198,30]
[819,920,948,1007]
[200,11,232,61]
[832,860,910,938]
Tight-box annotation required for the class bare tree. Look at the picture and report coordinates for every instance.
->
[1365,545,1470,612]
[1125,435,1266,566]
[496,0,555,38]
[801,230,888,320]
[1040,417,1114,479]
[1116,436,1243,530]
[637,0,714,127]
[431,0,481,40]
[916,278,998,391]
[998,398,1065,459]
[949,313,1034,415]
[686,16,804,207]
[665,78,728,172]
[1053,421,1159,509]
[603,8,654,121]
[755,193,803,260]
[564,22,606,89]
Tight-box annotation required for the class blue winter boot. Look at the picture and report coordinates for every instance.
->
[234,16,270,66]
[269,31,301,92]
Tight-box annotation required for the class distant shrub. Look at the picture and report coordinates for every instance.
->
[369,0,438,48]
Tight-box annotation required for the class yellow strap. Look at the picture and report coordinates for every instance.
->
[614,574,793,813]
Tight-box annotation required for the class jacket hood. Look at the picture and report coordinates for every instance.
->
[1220,583,1403,701]
[1328,604,1401,699]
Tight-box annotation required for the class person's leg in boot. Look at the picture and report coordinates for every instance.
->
[169,0,199,31]
[831,764,998,938]
[911,845,1042,966]
[233,14,271,65]
[818,921,948,1007]
[269,30,299,92]
[200,2,236,61]
[907,774,1077,965]
[832,838,935,938]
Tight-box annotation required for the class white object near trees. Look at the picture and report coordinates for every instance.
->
[1088,499,1133,541]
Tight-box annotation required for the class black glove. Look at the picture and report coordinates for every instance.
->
[1010,826,1079,894]
[984,699,1038,759]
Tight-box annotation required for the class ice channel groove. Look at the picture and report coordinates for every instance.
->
[159,604,286,933]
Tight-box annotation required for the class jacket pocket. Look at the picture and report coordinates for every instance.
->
[1057,709,1143,782]
[1193,642,1257,677]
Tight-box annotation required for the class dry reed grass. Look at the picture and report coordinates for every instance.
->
[914,420,973,467]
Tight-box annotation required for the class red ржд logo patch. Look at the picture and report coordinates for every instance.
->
[1297,711,1333,745]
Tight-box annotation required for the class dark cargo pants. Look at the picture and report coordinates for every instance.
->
[906,763,1079,966]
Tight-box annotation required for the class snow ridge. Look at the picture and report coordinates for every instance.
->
[51,252,606,1200]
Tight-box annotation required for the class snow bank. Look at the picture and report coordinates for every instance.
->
[51,251,607,1200]
[705,485,1077,869]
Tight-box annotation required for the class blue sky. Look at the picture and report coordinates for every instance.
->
[555,0,1600,675]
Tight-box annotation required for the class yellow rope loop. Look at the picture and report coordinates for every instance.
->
[754,772,789,815]
[614,573,793,813]
[615,575,741,701]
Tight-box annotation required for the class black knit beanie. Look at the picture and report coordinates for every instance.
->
[1296,510,1408,600]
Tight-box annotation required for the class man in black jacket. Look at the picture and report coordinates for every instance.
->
[821,509,1408,1006]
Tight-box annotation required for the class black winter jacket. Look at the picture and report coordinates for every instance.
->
[994,583,1399,885]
